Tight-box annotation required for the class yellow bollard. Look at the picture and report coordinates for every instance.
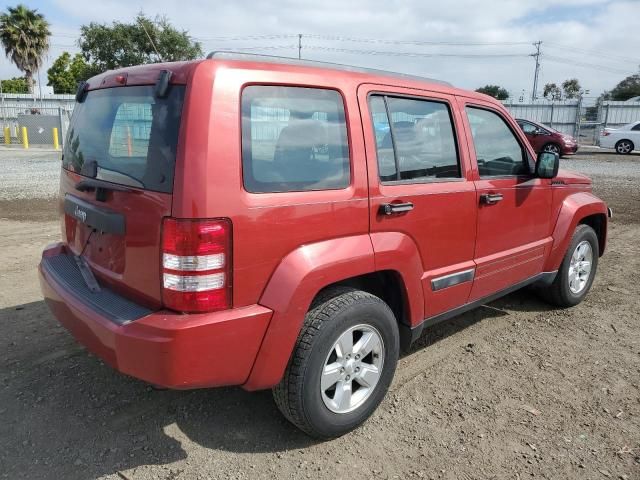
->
[52,127,59,150]
[21,126,28,149]
[3,127,10,145]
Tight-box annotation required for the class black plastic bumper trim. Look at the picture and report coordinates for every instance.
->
[42,253,152,325]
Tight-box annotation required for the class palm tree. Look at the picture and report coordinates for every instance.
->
[0,4,50,94]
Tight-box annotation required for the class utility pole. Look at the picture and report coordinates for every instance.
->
[298,34,302,59]
[530,41,542,102]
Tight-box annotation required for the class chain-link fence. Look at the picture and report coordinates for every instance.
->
[1,94,74,148]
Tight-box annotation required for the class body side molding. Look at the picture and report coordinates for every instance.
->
[431,268,475,291]
[400,271,557,348]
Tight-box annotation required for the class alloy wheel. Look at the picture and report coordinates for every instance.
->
[617,141,632,154]
[568,240,593,294]
[321,324,385,414]
[544,144,560,154]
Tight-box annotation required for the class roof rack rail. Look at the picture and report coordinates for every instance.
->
[206,51,452,87]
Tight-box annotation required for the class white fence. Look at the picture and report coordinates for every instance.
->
[1,93,639,147]
[503,99,640,145]
[599,101,640,127]
[1,93,75,146]
[503,100,580,136]
[1,93,75,121]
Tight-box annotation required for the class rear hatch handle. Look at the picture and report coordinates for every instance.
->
[75,178,134,201]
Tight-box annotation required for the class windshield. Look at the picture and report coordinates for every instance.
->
[63,85,185,193]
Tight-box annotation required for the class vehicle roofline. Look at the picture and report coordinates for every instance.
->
[206,50,452,87]
[81,56,501,102]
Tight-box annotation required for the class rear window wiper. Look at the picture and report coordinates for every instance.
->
[75,178,134,201]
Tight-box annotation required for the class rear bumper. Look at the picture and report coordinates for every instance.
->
[598,137,615,149]
[39,243,272,389]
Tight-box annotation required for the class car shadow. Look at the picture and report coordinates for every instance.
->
[0,290,554,478]
[407,286,554,354]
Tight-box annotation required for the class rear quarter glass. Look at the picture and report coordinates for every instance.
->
[240,85,350,193]
[63,85,185,193]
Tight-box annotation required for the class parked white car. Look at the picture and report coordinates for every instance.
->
[599,121,640,154]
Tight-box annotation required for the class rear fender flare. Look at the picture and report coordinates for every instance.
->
[243,234,375,390]
[243,232,425,391]
[544,192,608,271]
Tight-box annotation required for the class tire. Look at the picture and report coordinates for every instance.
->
[542,143,561,155]
[539,224,599,307]
[615,139,634,154]
[272,288,399,439]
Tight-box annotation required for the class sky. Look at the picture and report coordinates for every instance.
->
[1,0,639,99]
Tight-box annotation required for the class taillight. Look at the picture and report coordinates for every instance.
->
[161,218,232,313]
[602,130,610,136]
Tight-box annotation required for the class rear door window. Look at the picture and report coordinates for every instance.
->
[63,85,185,193]
[241,85,350,193]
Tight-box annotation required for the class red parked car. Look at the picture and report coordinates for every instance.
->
[40,54,609,438]
[516,118,578,156]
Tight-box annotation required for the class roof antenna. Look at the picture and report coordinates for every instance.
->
[139,17,163,62]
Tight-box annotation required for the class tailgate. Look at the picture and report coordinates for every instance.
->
[60,83,185,308]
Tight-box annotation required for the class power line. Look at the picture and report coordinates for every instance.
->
[46,31,638,79]
[192,34,295,41]
[48,31,639,65]
[202,45,297,52]
[543,54,633,75]
[545,42,640,65]
[303,45,529,58]
[304,34,532,46]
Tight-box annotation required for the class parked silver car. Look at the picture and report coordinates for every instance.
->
[599,121,640,154]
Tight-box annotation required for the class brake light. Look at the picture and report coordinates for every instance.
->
[161,218,232,313]
[602,130,611,136]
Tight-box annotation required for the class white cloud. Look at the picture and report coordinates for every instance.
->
[2,0,638,97]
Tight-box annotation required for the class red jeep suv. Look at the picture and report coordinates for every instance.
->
[39,53,609,438]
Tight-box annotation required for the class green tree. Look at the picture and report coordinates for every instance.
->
[543,82,562,101]
[47,52,90,94]
[475,84,509,100]
[0,4,50,93]
[78,13,202,75]
[562,78,582,99]
[607,73,640,101]
[0,76,28,93]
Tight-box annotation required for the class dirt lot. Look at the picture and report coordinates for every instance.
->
[0,148,638,480]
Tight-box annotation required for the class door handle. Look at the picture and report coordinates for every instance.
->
[381,202,414,215]
[480,193,504,205]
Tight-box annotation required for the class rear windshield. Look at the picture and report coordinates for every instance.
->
[63,85,185,193]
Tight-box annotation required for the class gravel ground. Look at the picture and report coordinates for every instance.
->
[0,147,639,479]
[562,147,640,182]
[0,148,61,201]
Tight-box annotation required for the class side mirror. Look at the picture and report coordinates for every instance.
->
[536,151,559,178]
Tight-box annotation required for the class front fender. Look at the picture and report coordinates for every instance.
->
[243,235,375,390]
[544,192,608,271]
